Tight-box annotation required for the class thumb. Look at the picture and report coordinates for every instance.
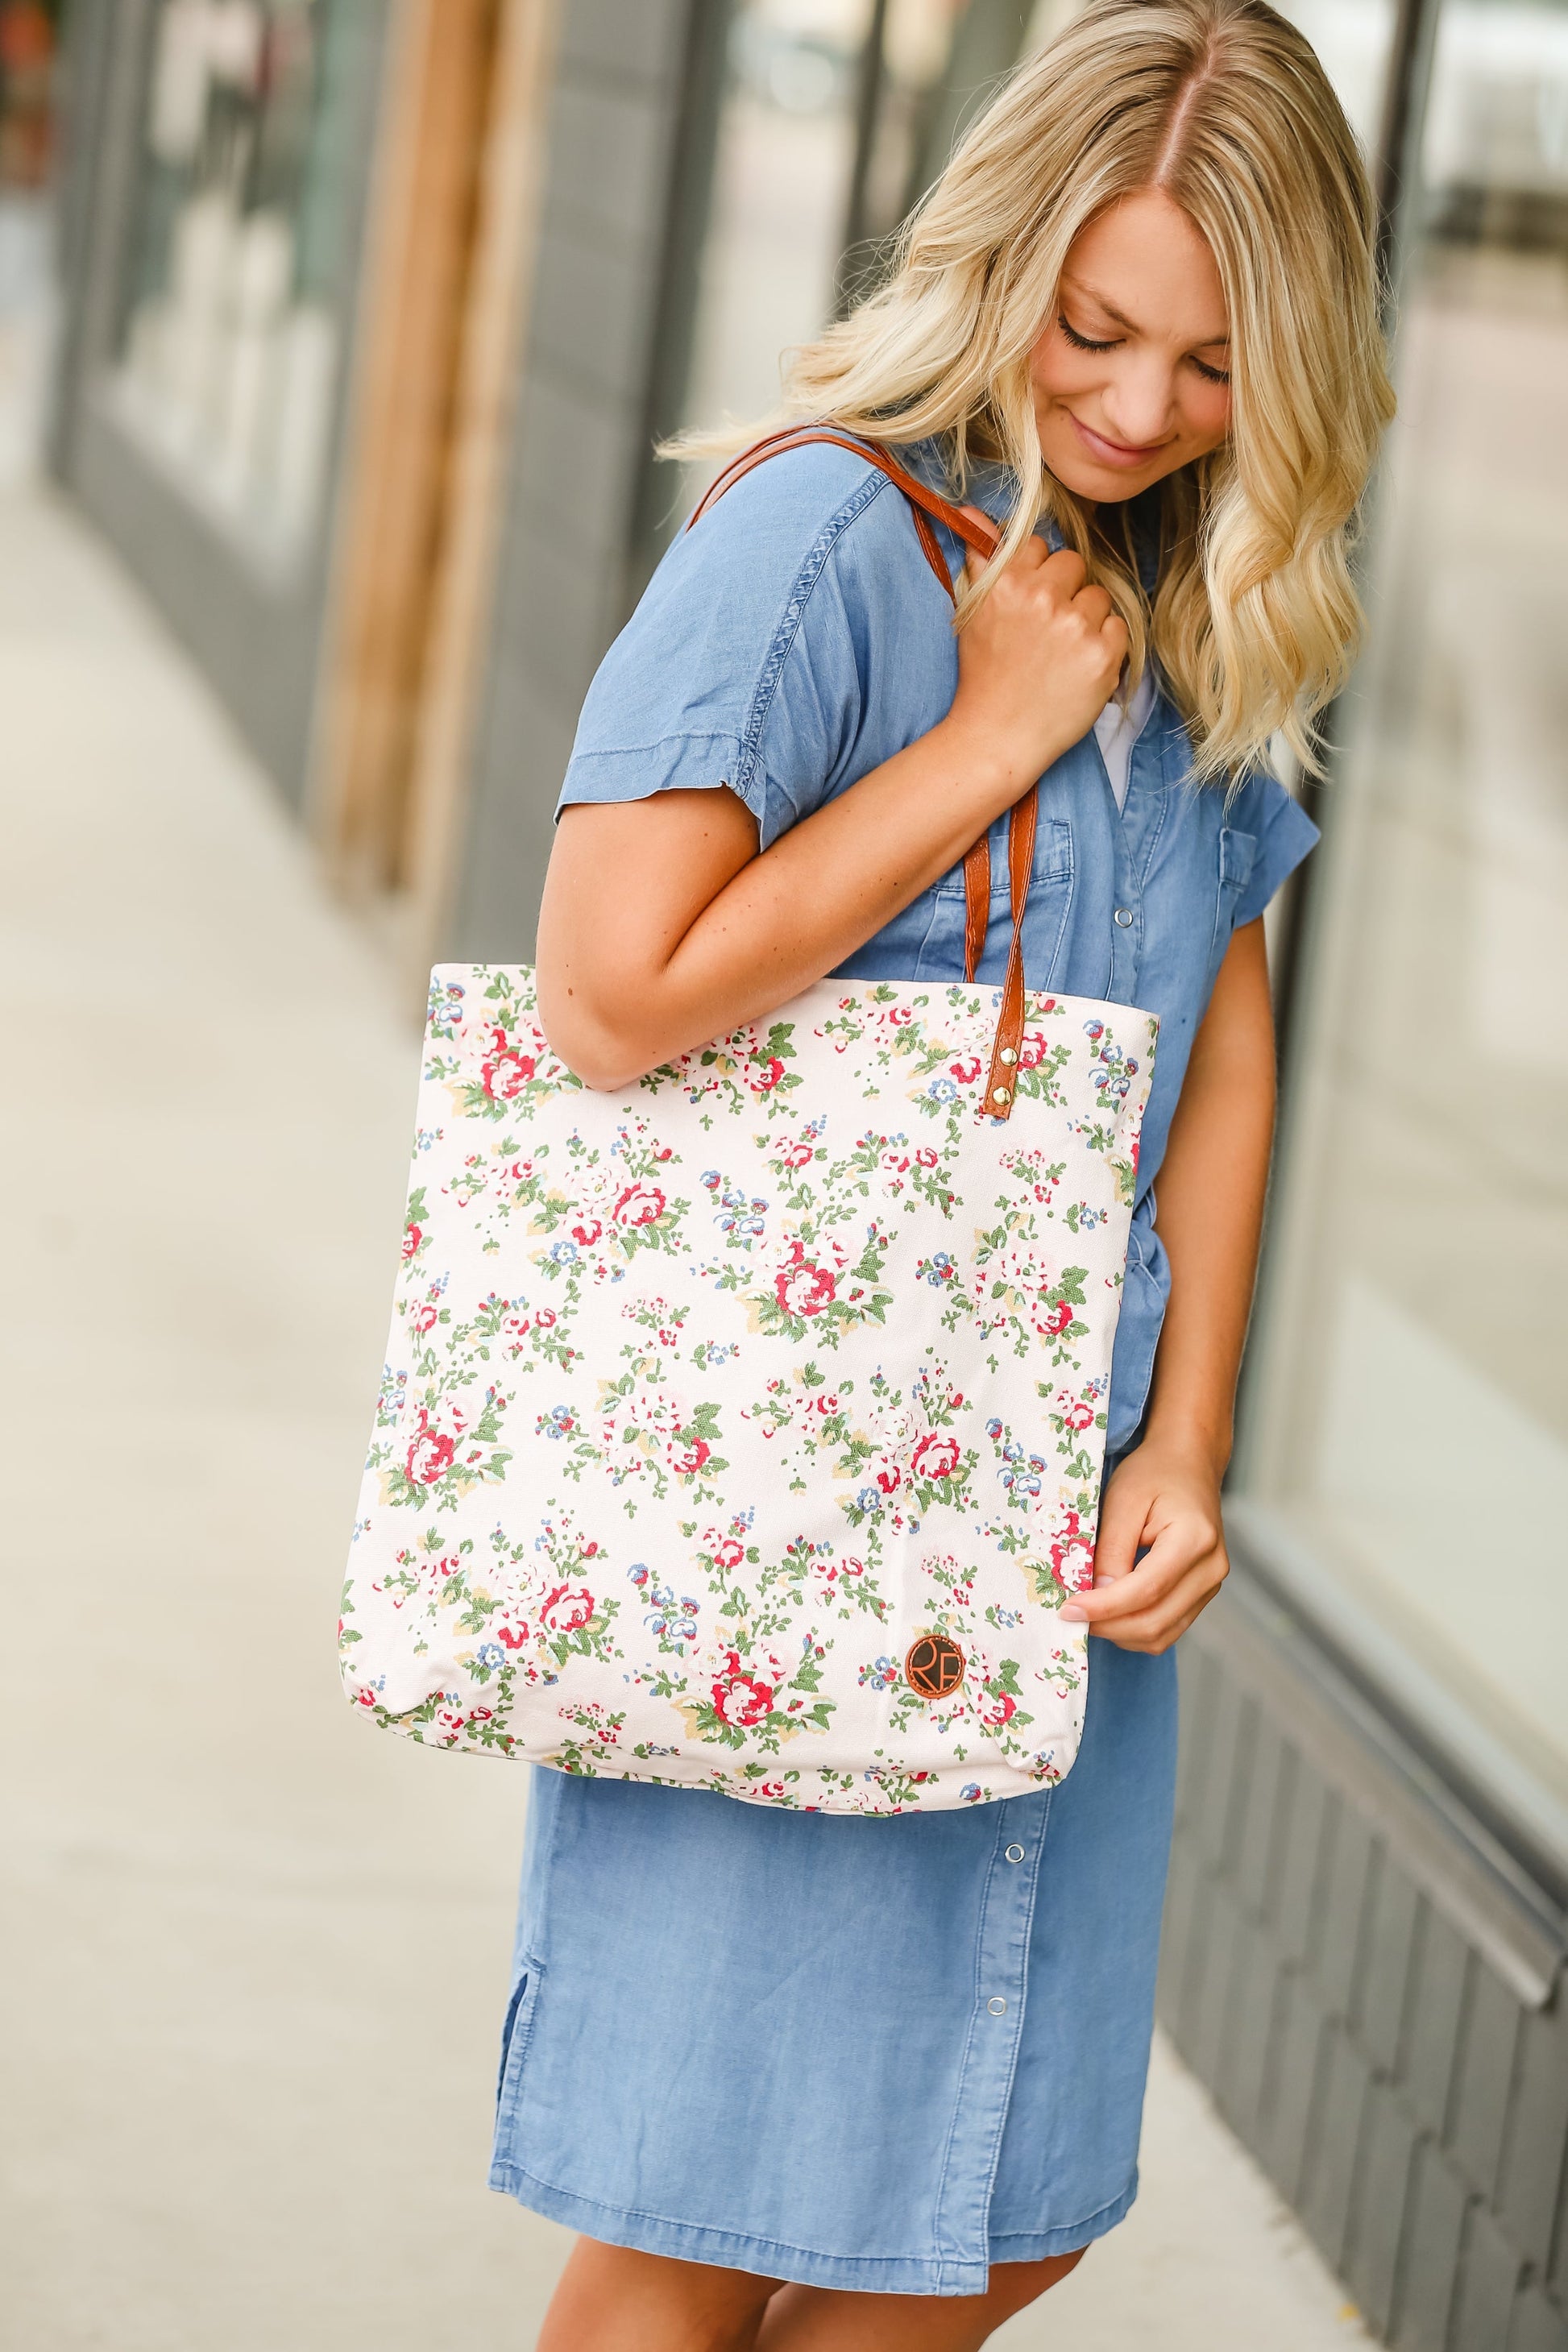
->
[1089,1466,1149,1587]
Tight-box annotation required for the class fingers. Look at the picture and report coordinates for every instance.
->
[1085,1465,1144,1585]
[1071,582,1115,630]
[1060,1511,1227,1653]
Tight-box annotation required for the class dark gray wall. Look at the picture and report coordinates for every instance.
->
[449,0,726,962]
[1164,1560,1568,2351]
[49,0,387,805]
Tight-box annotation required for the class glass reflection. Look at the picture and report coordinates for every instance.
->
[1249,0,1568,1830]
[109,0,363,566]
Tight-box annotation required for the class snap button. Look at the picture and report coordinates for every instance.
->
[1005,1843,1025,1864]
[987,1996,1007,2016]
[1114,906,1135,928]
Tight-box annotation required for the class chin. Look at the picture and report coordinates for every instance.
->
[1047,453,1163,503]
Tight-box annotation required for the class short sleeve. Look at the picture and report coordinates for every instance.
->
[1232,774,1320,927]
[555,447,890,850]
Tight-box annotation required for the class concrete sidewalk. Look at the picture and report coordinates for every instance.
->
[0,484,1370,2350]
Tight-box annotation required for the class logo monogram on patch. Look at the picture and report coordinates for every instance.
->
[905,1632,966,1699]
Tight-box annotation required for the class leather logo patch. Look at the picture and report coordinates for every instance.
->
[905,1632,965,1699]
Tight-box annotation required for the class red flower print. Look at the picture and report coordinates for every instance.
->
[911,1432,960,1480]
[875,1462,902,1495]
[534,1308,557,1329]
[670,1433,711,1475]
[482,1047,536,1100]
[981,1690,1018,1728]
[572,1217,603,1247]
[1042,1298,1074,1337]
[1017,1031,1047,1069]
[497,1622,532,1649]
[1051,1512,1096,1592]
[775,1250,836,1318]
[712,1536,746,1570]
[405,1421,455,1485]
[746,1055,786,1094]
[711,1650,774,1727]
[781,1139,814,1168]
[410,1301,438,1334]
[1060,1396,1093,1432]
[612,1183,666,1227]
[948,1056,981,1084]
[400,1223,422,1260]
[539,1583,595,1635]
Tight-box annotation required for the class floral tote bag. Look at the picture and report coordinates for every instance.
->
[339,432,1157,1813]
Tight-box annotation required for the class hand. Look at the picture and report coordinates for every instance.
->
[946,512,1130,788]
[1059,1435,1230,1653]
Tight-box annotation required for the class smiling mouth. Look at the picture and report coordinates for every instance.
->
[1067,413,1172,467]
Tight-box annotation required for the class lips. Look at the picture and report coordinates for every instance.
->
[1068,412,1172,468]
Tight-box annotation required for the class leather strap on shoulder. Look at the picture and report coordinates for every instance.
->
[687,425,1035,1121]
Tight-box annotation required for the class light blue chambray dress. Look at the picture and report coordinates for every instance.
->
[487,438,1317,2293]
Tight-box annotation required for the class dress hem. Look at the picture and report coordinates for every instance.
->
[486,2161,1138,2296]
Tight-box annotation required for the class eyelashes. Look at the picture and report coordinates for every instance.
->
[1057,314,1118,355]
[1056,312,1231,388]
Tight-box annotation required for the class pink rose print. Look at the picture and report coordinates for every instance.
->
[1042,1298,1074,1338]
[911,1432,961,1480]
[539,1583,595,1635]
[405,1417,455,1485]
[669,1433,711,1475]
[400,1222,422,1260]
[612,1183,666,1228]
[481,1046,536,1100]
[776,1247,836,1317]
[711,1536,746,1570]
[534,1307,557,1329]
[711,1650,775,1727]
[781,1139,815,1168]
[1017,1031,1047,1069]
[410,1301,438,1334]
[1050,1510,1096,1592]
[1058,1395,1094,1433]
[746,1056,786,1095]
[980,1690,1018,1728]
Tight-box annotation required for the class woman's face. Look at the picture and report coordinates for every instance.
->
[1030,187,1232,504]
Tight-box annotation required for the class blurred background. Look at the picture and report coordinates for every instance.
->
[3,2,1566,2347]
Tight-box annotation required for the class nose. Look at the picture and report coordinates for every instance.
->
[1098,355,1177,450]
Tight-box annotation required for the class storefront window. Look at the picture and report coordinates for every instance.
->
[109,0,367,567]
[1242,0,1568,1860]
[670,0,1021,513]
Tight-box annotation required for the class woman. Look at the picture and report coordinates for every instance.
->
[494,3,1392,2344]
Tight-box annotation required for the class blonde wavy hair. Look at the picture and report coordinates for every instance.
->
[675,0,1395,781]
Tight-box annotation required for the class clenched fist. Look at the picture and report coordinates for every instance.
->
[948,515,1130,791]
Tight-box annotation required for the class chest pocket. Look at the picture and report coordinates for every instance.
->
[925,815,1075,987]
[1213,825,1258,954]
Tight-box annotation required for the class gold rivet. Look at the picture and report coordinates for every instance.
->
[998,1047,1018,1066]
[992,1085,1011,1105]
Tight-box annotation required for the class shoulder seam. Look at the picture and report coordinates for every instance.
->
[731,466,900,808]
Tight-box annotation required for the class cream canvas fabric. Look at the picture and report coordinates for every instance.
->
[341,964,1155,1813]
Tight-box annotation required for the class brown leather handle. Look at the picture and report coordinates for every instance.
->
[690,425,1035,1121]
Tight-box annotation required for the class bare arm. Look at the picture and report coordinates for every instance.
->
[1063,916,1276,1651]
[536,529,1128,1089]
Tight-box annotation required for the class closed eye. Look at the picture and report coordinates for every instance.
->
[1058,313,1120,354]
[1191,354,1231,386]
